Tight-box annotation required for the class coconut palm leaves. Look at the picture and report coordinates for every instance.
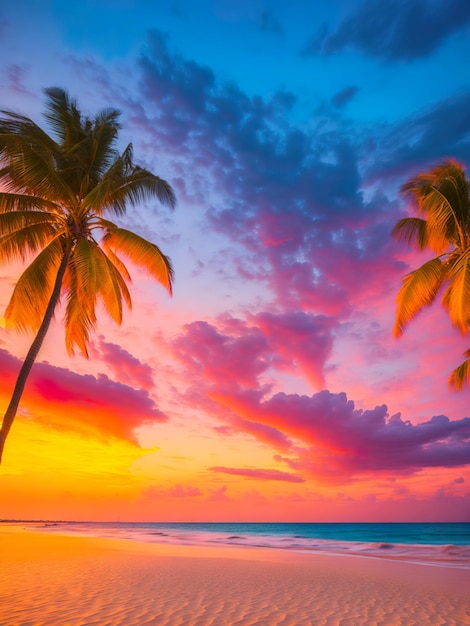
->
[393,159,470,389]
[0,88,175,462]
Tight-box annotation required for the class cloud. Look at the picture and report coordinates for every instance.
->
[13,28,466,476]
[331,86,359,108]
[252,311,335,388]
[122,29,427,330]
[258,10,283,35]
[94,337,155,390]
[0,348,166,443]
[365,92,470,182]
[5,64,33,96]
[136,29,367,227]
[142,484,202,498]
[305,0,470,61]
[212,417,292,450]
[210,466,305,483]
[173,311,336,390]
[228,416,292,450]
[211,388,470,478]
[207,485,230,501]
[172,319,270,388]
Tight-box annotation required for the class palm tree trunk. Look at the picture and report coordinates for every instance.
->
[0,246,72,464]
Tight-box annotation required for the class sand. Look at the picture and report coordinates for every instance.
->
[1,525,469,626]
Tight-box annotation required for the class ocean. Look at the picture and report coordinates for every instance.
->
[33,521,470,569]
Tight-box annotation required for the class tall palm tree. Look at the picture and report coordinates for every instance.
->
[0,88,175,462]
[392,158,470,389]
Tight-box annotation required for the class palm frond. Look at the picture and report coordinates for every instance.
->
[0,129,75,205]
[102,227,174,294]
[418,184,464,250]
[82,144,176,215]
[64,239,99,356]
[100,244,132,282]
[97,245,133,321]
[0,112,59,158]
[0,192,61,214]
[118,167,176,209]
[400,159,465,195]
[4,238,64,333]
[0,209,62,233]
[394,257,446,337]
[435,166,469,229]
[87,109,121,179]
[449,349,470,390]
[0,221,60,262]
[401,159,469,252]
[64,237,133,355]
[441,251,470,333]
[43,87,83,148]
[391,217,429,250]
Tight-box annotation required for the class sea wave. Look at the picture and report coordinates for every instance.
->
[29,522,470,570]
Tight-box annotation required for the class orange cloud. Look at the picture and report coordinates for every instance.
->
[0,348,167,444]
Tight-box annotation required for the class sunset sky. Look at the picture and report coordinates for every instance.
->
[1,0,470,522]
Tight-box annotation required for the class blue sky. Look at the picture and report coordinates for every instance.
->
[3,0,470,122]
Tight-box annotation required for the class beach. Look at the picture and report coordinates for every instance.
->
[1,524,469,626]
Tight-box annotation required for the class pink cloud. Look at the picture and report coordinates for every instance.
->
[173,319,270,388]
[210,466,305,483]
[142,484,202,499]
[229,416,292,449]
[207,485,230,502]
[173,311,335,391]
[252,311,334,388]
[94,337,155,390]
[0,348,166,443]
[211,420,291,449]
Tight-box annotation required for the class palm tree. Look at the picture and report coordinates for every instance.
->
[0,88,175,463]
[392,158,470,389]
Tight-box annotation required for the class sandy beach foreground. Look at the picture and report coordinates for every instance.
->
[1,525,469,626]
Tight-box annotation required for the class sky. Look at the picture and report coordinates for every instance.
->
[0,0,470,522]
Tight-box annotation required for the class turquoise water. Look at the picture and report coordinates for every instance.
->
[36,521,470,568]
[111,522,470,545]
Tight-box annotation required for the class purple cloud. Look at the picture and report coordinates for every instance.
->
[366,92,470,183]
[306,0,470,62]
[213,388,470,477]
[331,86,359,108]
[125,31,430,328]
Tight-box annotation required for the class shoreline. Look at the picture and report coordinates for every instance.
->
[1,524,469,625]
[5,519,469,570]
